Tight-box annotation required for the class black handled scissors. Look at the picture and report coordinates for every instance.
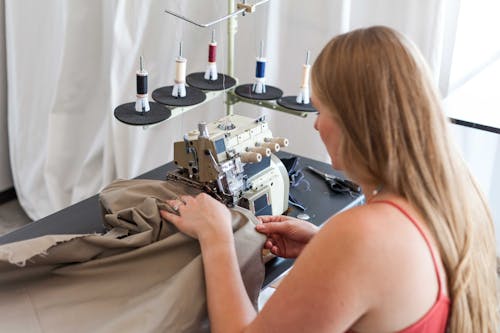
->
[307,166,361,194]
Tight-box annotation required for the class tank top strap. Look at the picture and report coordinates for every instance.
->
[370,200,443,295]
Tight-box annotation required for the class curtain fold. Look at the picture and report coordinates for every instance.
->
[5,0,458,220]
[0,0,12,192]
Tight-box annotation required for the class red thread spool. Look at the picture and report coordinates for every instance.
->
[208,42,217,63]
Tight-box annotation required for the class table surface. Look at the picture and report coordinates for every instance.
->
[0,151,364,287]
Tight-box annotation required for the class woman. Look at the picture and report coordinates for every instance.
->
[161,26,497,332]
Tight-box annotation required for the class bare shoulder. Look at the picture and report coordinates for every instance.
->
[251,198,446,332]
[314,202,399,258]
[251,204,402,332]
[316,199,439,283]
[311,198,444,330]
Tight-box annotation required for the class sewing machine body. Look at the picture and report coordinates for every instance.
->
[170,114,289,215]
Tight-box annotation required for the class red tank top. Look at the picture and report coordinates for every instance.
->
[348,200,450,333]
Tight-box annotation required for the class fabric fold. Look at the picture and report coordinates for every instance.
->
[0,178,266,333]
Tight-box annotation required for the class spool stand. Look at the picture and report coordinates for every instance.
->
[114,56,172,126]
[114,102,172,126]
[115,0,314,126]
[186,72,237,91]
[152,86,206,107]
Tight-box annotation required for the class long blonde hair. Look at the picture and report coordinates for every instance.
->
[312,26,497,332]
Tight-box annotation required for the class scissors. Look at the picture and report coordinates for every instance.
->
[307,165,361,194]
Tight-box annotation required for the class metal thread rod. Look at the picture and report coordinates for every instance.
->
[305,50,310,65]
[163,0,270,28]
[259,40,264,58]
[211,29,215,42]
[179,41,183,57]
[140,56,144,71]
[227,0,236,116]
[165,7,244,28]
[242,0,247,16]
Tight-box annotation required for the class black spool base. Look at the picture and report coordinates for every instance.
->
[114,102,172,126]
[152,86,206,107]
[186,72,237,91]
[277,96,317,112]
[234,84,283,101]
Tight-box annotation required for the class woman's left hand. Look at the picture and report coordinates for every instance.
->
[160,193,233,243]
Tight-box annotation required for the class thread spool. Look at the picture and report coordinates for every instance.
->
[255,58,266,78]
[137,71,148,95]
[252,40,267,94]
[240,152,262,163]
[172,41,187,98]
[301,64,311,88]
[135,56,150,112]
[208,42,217,63]
[204,40,218,81]
[262,142,280,153]
[296,50,311,105]
[175,58,187,84]
[265,137,289,148]
[248,146,271,157]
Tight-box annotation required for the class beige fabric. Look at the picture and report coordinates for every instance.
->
[0,179,266,333]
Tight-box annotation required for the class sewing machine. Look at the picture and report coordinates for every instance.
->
[168,114,290,215]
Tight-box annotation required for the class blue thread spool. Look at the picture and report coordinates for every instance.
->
[255,59,266,78]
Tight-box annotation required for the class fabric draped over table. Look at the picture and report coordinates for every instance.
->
[0,179,266,333]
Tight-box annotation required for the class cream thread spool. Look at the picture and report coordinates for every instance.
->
[240,152,262,163]
[296,50,311,104]
[172,41,187,98]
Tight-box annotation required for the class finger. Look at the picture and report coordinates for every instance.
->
[160,210,182,226]
[264,239,274,249]
[270,245,282,257]
[180,195,194,204]
[257,215,287,223]
[256,221,290,234]
[196,192,221,207]
[165,199,178,206]
[166,199,183,209]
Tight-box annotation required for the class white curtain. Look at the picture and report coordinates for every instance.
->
[4,0,456,220]
[0,0,12,192]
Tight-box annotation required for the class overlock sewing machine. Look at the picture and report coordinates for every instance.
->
[167,114,290,215]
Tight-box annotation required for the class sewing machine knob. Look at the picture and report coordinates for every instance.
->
[240,152,262,163]
[198,122,209,138]
[248,147,271,157]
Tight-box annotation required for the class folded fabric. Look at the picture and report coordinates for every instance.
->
[0,179,266,333]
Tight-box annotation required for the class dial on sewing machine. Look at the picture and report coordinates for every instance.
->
[168,114,290,216]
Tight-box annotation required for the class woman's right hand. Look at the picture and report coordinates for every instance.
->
[255,215,319,259]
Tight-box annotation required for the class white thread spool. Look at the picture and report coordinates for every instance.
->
[296,51,311,104]
[175,57,187,84]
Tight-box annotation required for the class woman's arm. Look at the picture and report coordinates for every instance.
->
[161,194,257,333]
[247,209,376,333]
[161,194,377,333]
[199,232,257,333]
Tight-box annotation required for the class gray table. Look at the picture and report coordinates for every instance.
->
[0,152,364,286]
